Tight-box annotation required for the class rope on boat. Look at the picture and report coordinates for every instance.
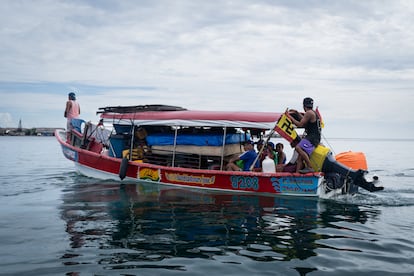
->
[321,133,336,156]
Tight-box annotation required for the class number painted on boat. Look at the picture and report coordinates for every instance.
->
[230,176,259,191]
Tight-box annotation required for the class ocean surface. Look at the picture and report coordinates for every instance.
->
[0,136,413,275]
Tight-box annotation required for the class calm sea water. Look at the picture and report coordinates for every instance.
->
[0,136,413,275]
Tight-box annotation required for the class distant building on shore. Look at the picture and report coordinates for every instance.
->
[0,127,64,136]
[17,119,23,133]
[0,118,63,136]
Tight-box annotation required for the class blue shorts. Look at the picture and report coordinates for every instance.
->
[298,138,315,155]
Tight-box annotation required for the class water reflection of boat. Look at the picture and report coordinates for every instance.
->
[60,181,380,267]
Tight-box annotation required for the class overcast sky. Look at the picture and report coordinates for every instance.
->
[0,0,413,138]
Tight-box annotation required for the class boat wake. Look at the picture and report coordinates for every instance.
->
[392,170,414,177]
[327,187,414,207]
[372,168,414,177]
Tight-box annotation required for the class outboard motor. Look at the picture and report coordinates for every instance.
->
[309,145,383,193]
[322,152,383,192]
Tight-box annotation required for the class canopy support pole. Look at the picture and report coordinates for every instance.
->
[220,127,227,170]
[172,127,178,167]
[129,124,135,161]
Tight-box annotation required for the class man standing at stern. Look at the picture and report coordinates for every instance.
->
[285,97,321,173]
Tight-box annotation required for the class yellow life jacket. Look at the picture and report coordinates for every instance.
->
[310,145,330,172]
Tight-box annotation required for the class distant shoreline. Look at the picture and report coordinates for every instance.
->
[0,127,64,136]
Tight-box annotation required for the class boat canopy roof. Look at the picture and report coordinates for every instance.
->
[99,105,282,129]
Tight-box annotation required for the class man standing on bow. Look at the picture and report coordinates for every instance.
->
[285,97,321,173]
[64,92,80,141]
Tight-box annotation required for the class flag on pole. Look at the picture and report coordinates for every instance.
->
[316,107,324,129]
[274,113,301,147]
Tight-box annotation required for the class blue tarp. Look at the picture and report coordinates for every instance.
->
[146,133,248,146]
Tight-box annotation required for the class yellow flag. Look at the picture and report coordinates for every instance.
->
[274,113,299,143]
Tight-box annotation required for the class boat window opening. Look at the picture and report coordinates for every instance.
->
[141,148,217,169]
[101,122,253,170]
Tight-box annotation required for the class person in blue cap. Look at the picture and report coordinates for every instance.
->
[64,92,81,140]
[226,140,259,171]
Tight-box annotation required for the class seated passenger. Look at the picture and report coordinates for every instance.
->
[267,142,278,164]
[276,150,298,173]
[275,143,287,164]
[255,141,277,172]
[226,140,259,171]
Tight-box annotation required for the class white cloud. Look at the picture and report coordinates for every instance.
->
[0,0,413,138]
[0,113,13,127]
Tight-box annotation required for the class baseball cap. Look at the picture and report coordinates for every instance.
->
[244,140,254,145]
